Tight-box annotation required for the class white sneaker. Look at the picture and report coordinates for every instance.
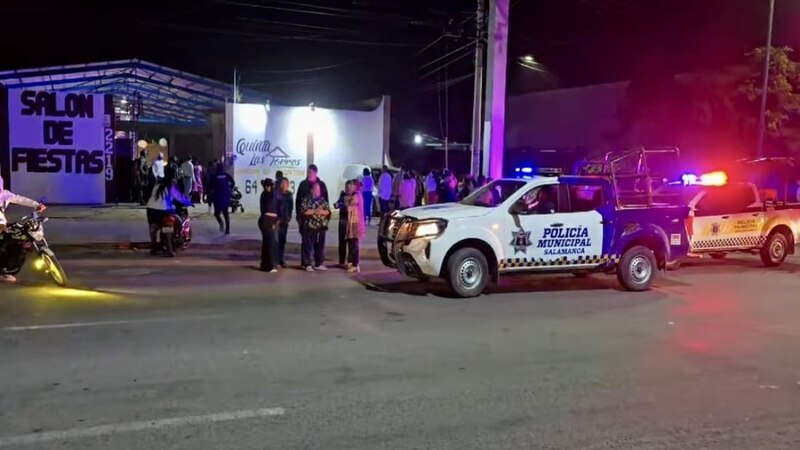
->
[346,265,360,273]
[268,269,278,274]
[305,266,315,272]
[314,265,328,271]
[0,274,17,283]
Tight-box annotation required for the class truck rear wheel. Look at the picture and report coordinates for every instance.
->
[617,245,657,291]
[446,248,489,298]
[760,232,788,267]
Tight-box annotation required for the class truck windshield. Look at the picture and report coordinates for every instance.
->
[460,180,527,207]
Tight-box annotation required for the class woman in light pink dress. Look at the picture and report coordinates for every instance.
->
[192,158,204,203]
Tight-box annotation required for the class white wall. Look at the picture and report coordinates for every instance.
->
[226,100,386,210]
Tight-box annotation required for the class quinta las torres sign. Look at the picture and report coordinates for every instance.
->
[235,138,302,168]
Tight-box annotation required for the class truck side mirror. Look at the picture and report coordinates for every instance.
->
[509,199,525,215]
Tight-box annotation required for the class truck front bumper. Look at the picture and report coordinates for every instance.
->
[378,235,441,278]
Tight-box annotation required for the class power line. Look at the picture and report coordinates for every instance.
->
[419,44,474,80]
[247,60,359,74]
[418,41,474,71]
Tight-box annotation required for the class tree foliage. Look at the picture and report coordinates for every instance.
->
[738,46,800,137]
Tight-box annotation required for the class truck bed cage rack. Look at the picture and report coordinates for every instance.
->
[575,147,681,208]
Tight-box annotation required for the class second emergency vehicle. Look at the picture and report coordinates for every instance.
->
[658,179,800,267]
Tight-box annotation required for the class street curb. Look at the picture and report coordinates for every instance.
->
[56,240,382,259]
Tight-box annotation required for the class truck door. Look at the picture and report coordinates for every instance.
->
[691,185,763,250]
[505,181,604,267]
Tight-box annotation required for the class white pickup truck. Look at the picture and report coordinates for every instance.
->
[378,176,691,297]
[658,181,800,266]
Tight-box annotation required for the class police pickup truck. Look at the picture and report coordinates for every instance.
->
[378,176,690,297]
[657,181,800,267]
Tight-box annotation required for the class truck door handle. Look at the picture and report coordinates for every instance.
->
[550,223,564,227]
[751,213,760,217]
[721,216,730,219]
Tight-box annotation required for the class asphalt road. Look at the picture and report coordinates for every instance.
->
[0,249,799,449]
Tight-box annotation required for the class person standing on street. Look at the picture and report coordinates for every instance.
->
[392,166,405,210]
[205,160,216,212]
[276,177,293,268]
[334,185,349,268]
[360,167,374,226]
[295,164,329,230]
[135,150,150,205]
[180,156,194,199]
[192,157,204,204]
[300,182,330,272]
[210,163,234,235]
[399,172,417,210]
[378,165,393,215]
[258,178,279,273]
[425,170,439,205]
[343,180,365,273]
[152,153,166,181]
[295,165,329,216]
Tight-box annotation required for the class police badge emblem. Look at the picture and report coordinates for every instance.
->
[711,222,721,236]
[511,229,532,254]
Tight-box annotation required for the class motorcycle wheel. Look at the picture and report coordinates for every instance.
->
[41,249,68,287]
[162,232,176,257]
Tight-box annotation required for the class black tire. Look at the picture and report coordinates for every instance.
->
[41,249,67,287]
[760,232,788,267]
[617,245,658,291]
[709,252,727,260]
[446,247,489,298]
[162,232,176,257]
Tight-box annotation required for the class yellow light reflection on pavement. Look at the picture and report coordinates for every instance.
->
[28,287,121,304]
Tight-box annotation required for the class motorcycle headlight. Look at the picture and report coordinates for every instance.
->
[413,219,448,238]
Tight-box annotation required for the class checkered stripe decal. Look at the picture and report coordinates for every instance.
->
[499,254,619,269]
[692,235,765,250]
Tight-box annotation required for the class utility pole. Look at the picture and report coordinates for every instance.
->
[470,0,485,177]
[233,68,239,103]
[482,0,510,180]
[757,0,776,158]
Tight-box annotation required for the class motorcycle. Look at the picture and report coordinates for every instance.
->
[158,204,192,257]
[0,209,67,286]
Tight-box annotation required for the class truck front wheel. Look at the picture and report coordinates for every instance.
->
[446,248,489,298]
[760,232,788,267]
[617,245,657,291]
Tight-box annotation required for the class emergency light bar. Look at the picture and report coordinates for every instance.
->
[681,171,727,187]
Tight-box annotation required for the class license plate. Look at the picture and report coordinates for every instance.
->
[161,227,174,234]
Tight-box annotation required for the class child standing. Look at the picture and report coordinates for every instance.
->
[300,182,331,272]
[343,179,365,273]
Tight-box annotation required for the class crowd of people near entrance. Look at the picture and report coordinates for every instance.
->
[134,151,489,273]
[257,164,367,275]
[376,165,491,213]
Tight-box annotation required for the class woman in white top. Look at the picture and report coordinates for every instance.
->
[146,167,192,255]
[399,172,417,210]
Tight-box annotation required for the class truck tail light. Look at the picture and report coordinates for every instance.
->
[685,216,693,239]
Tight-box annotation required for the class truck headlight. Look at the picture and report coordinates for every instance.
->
[413,219,448,238]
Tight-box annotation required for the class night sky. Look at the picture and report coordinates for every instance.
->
[2,0,797,160]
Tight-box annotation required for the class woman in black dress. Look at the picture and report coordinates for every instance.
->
[258,178,279,273]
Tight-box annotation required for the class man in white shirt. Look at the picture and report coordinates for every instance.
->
[0,173,43,282]
[152,153,166,180]
[377,165,393,214]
